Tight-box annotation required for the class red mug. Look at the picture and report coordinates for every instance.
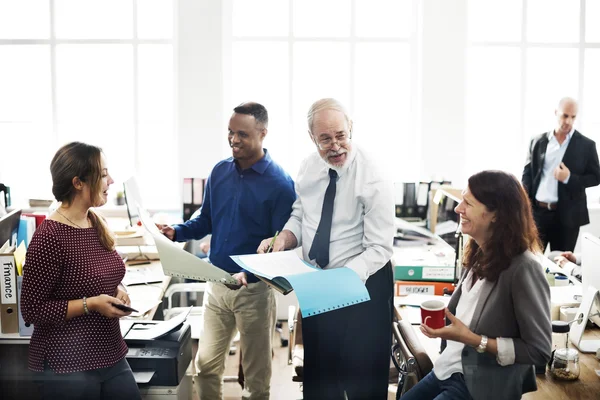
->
[420,299,446,329]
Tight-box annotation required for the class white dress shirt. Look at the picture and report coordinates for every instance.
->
[283,144,395,282]
[434,270,516,380]
[535,129,573,203]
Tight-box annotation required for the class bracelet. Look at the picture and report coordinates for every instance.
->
[82,297,90,315]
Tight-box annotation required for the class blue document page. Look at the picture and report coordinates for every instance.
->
[230,252,370,317]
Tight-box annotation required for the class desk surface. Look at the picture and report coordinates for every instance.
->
[394,303,600,400]
[0,260,170,342]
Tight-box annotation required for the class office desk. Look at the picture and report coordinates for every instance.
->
[0,260,170,400]
[394,303,600,399]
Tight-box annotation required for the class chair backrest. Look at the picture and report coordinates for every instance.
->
[391,320,434,398]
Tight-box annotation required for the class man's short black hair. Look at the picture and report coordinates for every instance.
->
[233,102,268,126]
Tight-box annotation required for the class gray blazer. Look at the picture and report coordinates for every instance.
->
[443,251,552,400]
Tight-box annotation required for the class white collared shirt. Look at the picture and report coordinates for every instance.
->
[283,144,394,281]
[434,270,516,380]
[535,129,573,203]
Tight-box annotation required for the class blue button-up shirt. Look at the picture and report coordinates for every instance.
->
[173,149,296,282]
[535,129,573,203]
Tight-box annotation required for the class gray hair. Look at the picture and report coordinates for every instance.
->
[307,98,352,133]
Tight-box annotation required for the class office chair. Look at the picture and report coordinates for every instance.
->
[287,306,304,384]
[391,320,433,399]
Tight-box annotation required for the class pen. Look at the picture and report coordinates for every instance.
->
[267,231,279,253]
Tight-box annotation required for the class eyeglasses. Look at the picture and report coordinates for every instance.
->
[315,132,352,151]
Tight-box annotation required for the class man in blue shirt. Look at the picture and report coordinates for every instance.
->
[159,102,296,400]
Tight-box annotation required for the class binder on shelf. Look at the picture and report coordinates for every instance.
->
[394,182,404,218]
[16,276,33,336]
[183,177,206,222]
[402,182,417,218]
[395,280,455,296]
[0,250,19,333]
[415,182,430,220]
[394,264,455,282]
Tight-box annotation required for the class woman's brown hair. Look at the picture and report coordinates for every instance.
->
[50,142,115,251]
[462,170,541,281]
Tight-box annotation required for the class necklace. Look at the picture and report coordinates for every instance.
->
[56,209,87,228]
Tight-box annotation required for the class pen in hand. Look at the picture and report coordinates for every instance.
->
[267,231,279,253]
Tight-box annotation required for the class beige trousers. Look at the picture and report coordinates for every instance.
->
[195,281,276,400]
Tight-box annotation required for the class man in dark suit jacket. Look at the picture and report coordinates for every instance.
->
[522,97,600,252]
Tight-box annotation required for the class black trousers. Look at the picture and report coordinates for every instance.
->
[37,358,141,400]
[302,261,394,400]
[533,207,580,252]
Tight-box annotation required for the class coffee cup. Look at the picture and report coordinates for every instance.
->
[421,299,446,329]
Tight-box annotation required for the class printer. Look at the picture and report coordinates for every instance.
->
[124,321,192,387]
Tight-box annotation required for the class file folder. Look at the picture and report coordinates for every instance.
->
[0,251,19,333]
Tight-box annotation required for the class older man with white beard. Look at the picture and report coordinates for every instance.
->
[257,98,395,400]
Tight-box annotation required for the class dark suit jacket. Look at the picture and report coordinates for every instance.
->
[441,251,552,400]
[522,130,600,227]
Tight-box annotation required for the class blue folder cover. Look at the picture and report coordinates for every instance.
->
[230,255,370,317]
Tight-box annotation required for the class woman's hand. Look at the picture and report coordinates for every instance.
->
[88,294,132,318]
[420,308,479,346]
[115,287,131,306]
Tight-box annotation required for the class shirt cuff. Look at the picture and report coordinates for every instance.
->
[563,173,570,184]
[496,337,515,366]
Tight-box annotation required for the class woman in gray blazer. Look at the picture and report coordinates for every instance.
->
[402,170,552,400]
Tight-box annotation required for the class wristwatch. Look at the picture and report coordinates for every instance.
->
[476,335,488,353]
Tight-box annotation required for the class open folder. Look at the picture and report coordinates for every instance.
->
[230,252,370,317]
[137,205,238,285]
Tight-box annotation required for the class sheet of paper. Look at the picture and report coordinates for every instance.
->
[123,262,165,286]
[231,251,318,280]
[125,306,192,340]
[137,206,237,285]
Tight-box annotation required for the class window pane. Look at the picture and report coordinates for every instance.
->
[138,123,177,209]
[137,0,173,39]
[467,0,522,42]
[54,0,133,39]
[586,0,600,42]
[527,0,579,43]
[0,45,52,123]
[0,123,55,203]
[293,0,350,37]
[583,49,600,142]
[138,44,174,122]
[0,0,50,39]
[293,42,350,169]
[354,43,412,180]
[232,0,288,37]
[57,123,136,181]
[55,44,133,123]
[355,0,412,38]
[231,41,290,171]
[524,48,579,138]
[466,47,522,177]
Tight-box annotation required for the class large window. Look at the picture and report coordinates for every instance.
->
[0,0,176,209]
[228,0,418,180]
[466,0,600,183]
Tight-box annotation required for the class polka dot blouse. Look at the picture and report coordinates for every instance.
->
[21,220,128,373]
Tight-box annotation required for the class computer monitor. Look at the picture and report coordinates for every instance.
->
[570,232,600,352]
[123,178,143,228]
[0,209,22,248]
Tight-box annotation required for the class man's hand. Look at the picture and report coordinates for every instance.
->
[420,309,478,347]
[225,272,248,290]
[156,224,175,240]
[257,231,292,253]
[554,162,570,183]
[554,251,576,267]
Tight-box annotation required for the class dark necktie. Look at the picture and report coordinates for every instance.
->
[309,168,338,268]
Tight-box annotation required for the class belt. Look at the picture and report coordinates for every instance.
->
[536,200,557,211]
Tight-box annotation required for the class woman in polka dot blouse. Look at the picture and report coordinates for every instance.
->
[21,142,141,400]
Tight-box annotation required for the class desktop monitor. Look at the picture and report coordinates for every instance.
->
[0,209,22,248]
[570,233,600,352]
[123,178,143,228]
